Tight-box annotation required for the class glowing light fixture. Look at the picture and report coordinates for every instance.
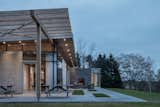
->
[69,53,71,56]
[18,41,22,43]
[2,41,6,44]
[65,43,68,47]
[70,56,72,59]
[67,49,70,52]
[64,38,66,41]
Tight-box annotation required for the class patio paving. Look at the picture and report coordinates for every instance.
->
[0,88,146,102]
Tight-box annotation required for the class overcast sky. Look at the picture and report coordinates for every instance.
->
[0,0,160,69]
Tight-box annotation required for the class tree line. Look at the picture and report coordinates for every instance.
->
[76,52,160,92]
[76,39,160,92]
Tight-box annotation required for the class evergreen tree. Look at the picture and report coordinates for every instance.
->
[94,54,109,87]
[106,54,123,88]
[94,54,123,88]
[86,54,93,67]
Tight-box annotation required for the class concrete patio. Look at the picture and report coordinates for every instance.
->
[0,87,146,103]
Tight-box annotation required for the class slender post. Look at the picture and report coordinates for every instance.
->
[36,23,41,101]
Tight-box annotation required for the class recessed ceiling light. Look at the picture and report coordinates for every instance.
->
[67,49,70,52]
[65,43,68,47]
[2,41,6,44]
[69,53,71,56]
[34,40,37,43]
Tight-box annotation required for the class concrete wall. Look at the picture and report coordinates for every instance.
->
[91,68,101,87]
[70,68,101,88]
[70,68,91,87]
[53,52,57,87]
[0,51,23,93]
[45,52,57,89]
[62,60,67,88]
[67,66,73,85]
[69,67,76,85]
[45,52,54,89]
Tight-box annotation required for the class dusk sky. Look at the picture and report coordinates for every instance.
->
[0,0,160,69]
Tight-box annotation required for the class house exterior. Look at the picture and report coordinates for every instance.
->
[0,8,75,98]
[0,8,101,101]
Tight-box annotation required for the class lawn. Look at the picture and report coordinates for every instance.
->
[72,90,84,95]
[0,89,160,107]
[0,103,159,107]
[93,93,109,97]
[108,88,160,103]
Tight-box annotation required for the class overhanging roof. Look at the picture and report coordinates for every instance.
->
[0,8,73,41]
[0,8,75,67]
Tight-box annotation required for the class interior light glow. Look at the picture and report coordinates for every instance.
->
[3,41,6,44]
[65,43,68,47]
[18,41,22,43]
[67,49,70,52]
[69,53,71,56]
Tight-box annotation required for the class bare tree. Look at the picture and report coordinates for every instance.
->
[76,38,96,69]
[88,42,96,56]
[117,53,155,91]
[76,38,87,68]
[86,42,96,68]
[156,69,160,81]
[143,57,155,93]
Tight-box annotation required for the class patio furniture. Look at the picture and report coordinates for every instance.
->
[41,85,50,97]
[0,85,14,97]
[45,84,69,97]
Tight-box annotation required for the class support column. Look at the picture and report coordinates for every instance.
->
[36,24,41,101]
[53,52,57,87]
[62,59,67,88]
[67,67,72,86]
[46,53,54,89]
[46,52,58,88]
[67,67,70,86]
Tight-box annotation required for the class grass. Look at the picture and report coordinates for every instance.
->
[0,88,160,107]
[108,88,160,103]
[72,90,84,95]
[93,93,109,97]
[0,103,159,107]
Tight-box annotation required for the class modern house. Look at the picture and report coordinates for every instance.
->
[0,8,101,100]
[0,8,75,99]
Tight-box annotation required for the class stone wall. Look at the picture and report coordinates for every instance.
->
[0,51,23,93]
[70,68,91,88]
[70,68,101,88]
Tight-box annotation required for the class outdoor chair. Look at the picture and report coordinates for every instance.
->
[45,85,69,97]
[0,85,14,97]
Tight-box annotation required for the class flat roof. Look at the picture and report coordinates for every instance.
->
[0,8,75,66]
[0,8,72,41]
